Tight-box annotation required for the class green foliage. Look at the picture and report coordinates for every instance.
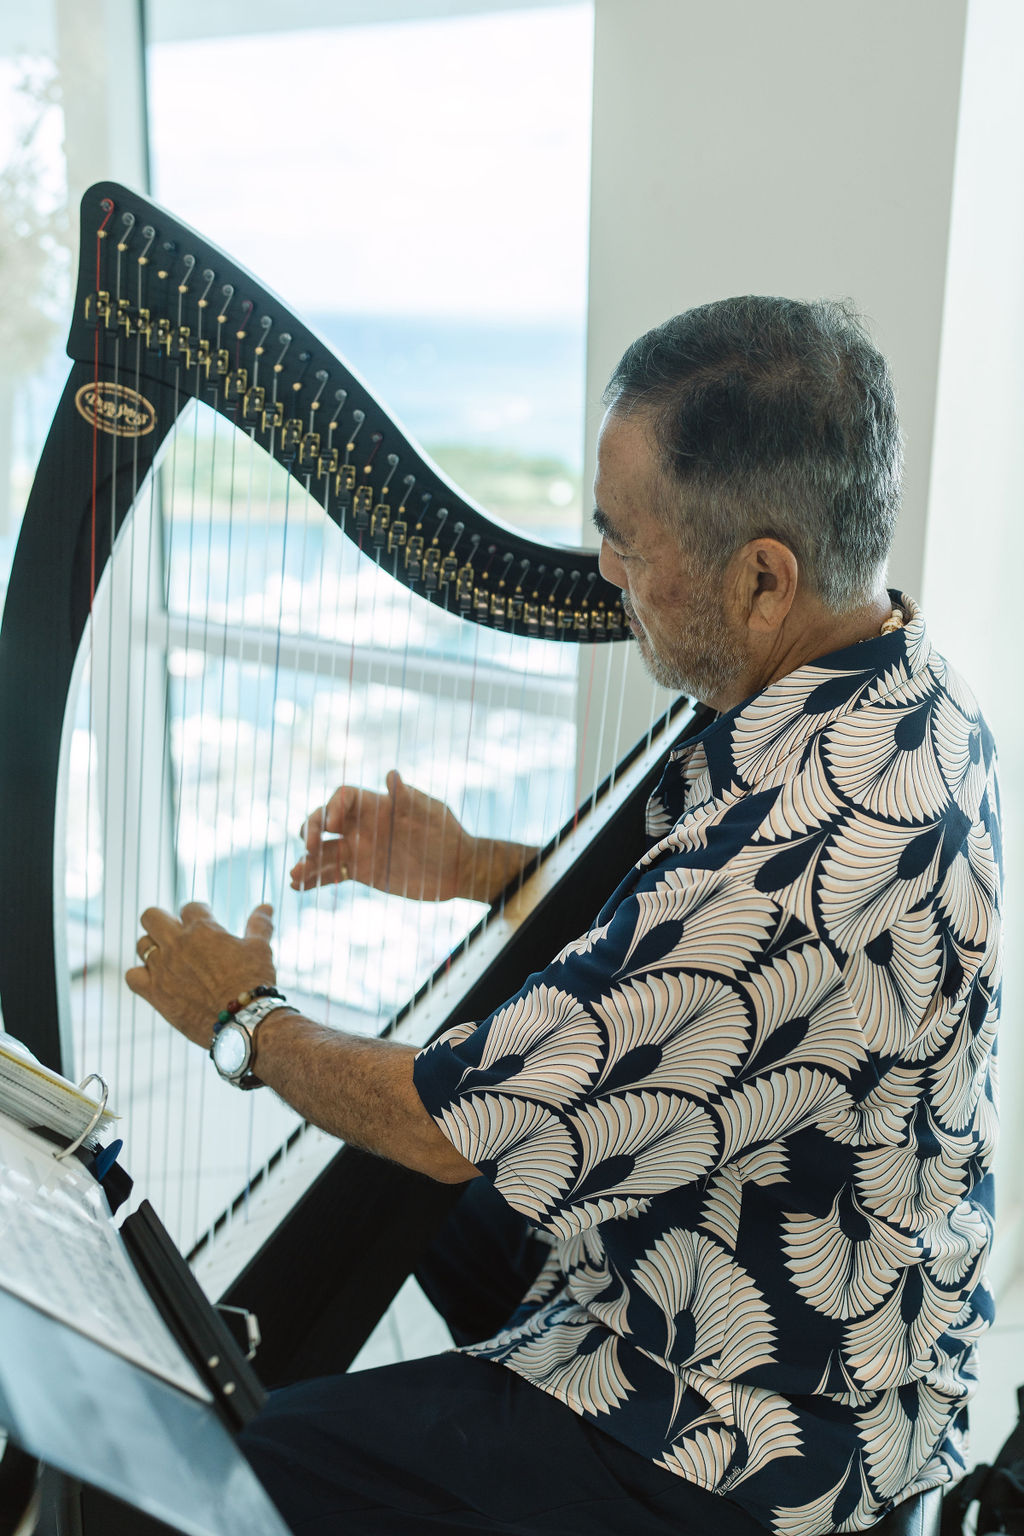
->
[0,61,71,375]
[425,442,582,534]
[171,431,583,538]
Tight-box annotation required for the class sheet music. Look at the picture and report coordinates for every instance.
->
[0,1114,211,1402]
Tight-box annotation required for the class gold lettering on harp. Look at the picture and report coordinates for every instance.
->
[74,382,157,438]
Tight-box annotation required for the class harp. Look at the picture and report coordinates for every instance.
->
[0,184,700,1383]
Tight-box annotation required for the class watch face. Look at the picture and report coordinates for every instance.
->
[212,1024,248,1076]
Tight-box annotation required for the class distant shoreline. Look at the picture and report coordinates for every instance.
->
[306,310,586,467]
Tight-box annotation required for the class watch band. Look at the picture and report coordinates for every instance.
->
[210,993,294,1089]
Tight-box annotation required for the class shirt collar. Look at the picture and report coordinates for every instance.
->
[668,590,929,804]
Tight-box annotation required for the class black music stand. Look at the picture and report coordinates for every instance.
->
[0,1286,287,1536]
[0,1107,288,1536]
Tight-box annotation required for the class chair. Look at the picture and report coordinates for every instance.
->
[860,1486,943,1535]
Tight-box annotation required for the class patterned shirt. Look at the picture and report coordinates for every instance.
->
[413,593,1002,1536]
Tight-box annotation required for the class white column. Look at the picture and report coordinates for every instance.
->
[922,0,1024,1284]
[582,0,1022,1286]
[51,0,169,1041]
[581,0,969,773]
[56,0,148,210]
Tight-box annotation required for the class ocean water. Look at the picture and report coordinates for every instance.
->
[2,311,587,604]
[305,311,587,467]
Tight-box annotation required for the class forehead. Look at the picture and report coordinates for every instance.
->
[594,407,674,544]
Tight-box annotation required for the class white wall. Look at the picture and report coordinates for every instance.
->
[55,0,148,204]
[582,0,1023,1286]
[582,0,969,760]
[923,0,1024,1286]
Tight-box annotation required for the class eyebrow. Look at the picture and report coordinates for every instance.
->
[591,505,633,551]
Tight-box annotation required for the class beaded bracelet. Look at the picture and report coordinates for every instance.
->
[214,984,286,1030]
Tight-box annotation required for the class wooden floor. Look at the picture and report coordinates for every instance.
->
[350,1273,451,1373]
[974,1268,1024,1465]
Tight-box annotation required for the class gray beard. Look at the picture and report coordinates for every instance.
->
[626,594,749,703]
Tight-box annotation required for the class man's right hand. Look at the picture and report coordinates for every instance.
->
[290,770,473,902]
[291,771,538,904]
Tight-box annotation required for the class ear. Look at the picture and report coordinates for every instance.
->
[731,538,799,633]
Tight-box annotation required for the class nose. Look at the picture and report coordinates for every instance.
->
[598,539,626,588]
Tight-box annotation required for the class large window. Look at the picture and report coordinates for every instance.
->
[0,11,70,597]
[0,2,598,1255]
[145,4,594,541]
[141,0,596,1036]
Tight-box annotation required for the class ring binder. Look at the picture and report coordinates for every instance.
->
[53,1074,109,1161]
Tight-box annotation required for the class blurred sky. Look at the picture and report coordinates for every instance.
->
[147,4,593,320]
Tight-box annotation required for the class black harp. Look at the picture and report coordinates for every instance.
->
[0,183,700,1385]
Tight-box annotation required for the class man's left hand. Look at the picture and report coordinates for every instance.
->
[125,901,277,1047]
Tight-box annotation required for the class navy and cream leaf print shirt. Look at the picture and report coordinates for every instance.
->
[413,593,1002,1536]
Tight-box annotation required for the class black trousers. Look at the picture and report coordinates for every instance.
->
[238,1179,768,1535]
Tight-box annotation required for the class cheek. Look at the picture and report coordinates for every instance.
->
[630,575,663,621]
[646,570,691,620]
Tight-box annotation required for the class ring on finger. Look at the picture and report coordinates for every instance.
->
[139,941,158,965]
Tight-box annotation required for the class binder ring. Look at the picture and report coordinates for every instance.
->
[53,1073,109,1161]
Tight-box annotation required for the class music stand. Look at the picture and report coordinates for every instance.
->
[0,1113,288,1536]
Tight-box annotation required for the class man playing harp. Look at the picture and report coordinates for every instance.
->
[127,296,1001,1536]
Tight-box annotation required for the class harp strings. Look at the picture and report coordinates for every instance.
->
[121,229,157,1177]
[73,204,652,1255]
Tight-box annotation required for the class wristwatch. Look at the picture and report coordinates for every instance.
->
[210,994,292,1090]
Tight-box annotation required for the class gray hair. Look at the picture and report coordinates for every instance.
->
[603,296,903,611]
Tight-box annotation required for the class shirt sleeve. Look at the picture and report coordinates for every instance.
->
[414,860,859,1237]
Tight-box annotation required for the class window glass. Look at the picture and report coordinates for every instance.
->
[1,2,596,1257]
[145,4,593,540]
[0,16,70,606]
[71,1,595,1253]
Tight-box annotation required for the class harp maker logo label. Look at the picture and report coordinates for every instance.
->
[74,382,157,438]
